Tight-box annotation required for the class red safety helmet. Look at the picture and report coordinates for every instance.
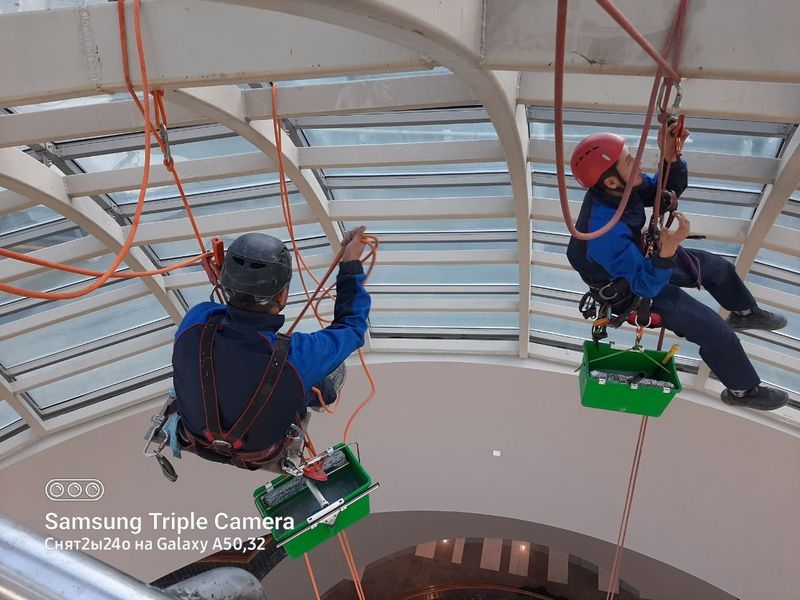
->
[570,133,625,188]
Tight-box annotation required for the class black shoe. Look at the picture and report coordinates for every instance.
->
[726,306,787,331]
[720,386,789,411]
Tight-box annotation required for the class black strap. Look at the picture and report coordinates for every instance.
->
[198,315,291,452]
[225,333,290,445]
[199,314,225,442]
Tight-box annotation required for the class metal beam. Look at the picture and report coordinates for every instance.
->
[0,236,107,282]
[0,1,429,106]
[66,152,275,197]
[481,0,800,83]
[0,148,184,323]
[0,377,45,435]
[0,101,207,149]
[531,140,779,184]
[245,73,477,119]
[519,73,800,124]
[329,196,515,221]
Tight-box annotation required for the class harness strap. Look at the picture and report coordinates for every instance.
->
[199,314,224,443]
[198,313,291,454]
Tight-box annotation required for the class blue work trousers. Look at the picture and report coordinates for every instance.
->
[652,249,759,390]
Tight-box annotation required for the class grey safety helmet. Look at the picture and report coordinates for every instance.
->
[219,233,292,305]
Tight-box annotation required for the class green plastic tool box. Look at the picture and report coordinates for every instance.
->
[252,443,375,558]
[579,340,682,417]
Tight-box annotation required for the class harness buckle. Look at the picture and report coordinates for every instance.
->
[209,439,234,456]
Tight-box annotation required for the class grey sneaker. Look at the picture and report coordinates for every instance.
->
[328,363,347,395]
[721,386,789,411]
[726,306,788,331]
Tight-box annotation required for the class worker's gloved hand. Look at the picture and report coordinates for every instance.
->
[659,212,691,258]
[341,225,367,262]
[659,119,690,162]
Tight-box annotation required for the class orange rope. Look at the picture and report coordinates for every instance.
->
[271,83,376,599]
[303,553,322,600]
[338,532,367,600]
[0,0,212,300]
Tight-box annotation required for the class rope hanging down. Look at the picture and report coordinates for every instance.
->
[554,0,688,242]
[553,1,689,598]
[270,83,376,599]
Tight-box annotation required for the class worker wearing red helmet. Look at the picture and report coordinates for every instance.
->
[566,127,789,410]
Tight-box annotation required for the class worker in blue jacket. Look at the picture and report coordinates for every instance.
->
[168,226,371,471]
[567,129,788,410]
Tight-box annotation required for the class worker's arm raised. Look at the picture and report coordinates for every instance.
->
[287,227,372,391]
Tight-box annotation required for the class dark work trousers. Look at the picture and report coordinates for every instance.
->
[651,248,759,390]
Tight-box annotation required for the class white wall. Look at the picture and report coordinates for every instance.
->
[1,359,798,599]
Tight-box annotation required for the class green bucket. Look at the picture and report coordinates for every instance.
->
[252,443,375,558]
[579,340,682,417]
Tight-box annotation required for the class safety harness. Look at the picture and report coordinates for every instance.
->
[177,314,293,470]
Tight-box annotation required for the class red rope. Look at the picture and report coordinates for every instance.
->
[604,415,649,600]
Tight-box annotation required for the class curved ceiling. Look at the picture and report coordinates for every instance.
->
[0,0,797,463]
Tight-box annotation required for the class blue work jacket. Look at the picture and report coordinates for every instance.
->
[566,159,688,297]
[171,260,370,451]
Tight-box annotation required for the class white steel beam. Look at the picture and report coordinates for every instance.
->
[482,0,800,83]
[0,100,207,149]
[0,1,429,107]
[127,204,316,245]
[245,73,477,119]
[299,140,505,169]
[531,140,779,184]
[0,378,45,436]
[329,196,515,221]
[519,73,800,124]
[66,152,275,197]
[0,148,184,323]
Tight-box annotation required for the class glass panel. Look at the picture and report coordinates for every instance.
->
[4,227,88,253]
[748,360,800,394]
[746,271,799,296]
[138,192,301,223]
[531,122,783,158]
[370,311,518,329]
[28,345,172,409]
[303,122,496,147]
[324,163,509,177]
[343,218,515,233]
[151,223,327,259]
[112,174,283,206]
[0,400,21,430]
[10,91,124,110]
[531,265,586,293]
[0,295,169,368]
[0,254,117,309]
[754,248,800,272]
[0,205,62,235]
[367,264,518,285]
[332,185,512,200]
[276,67,449,87]
[530,313,701,361]
[75,136,258,173]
